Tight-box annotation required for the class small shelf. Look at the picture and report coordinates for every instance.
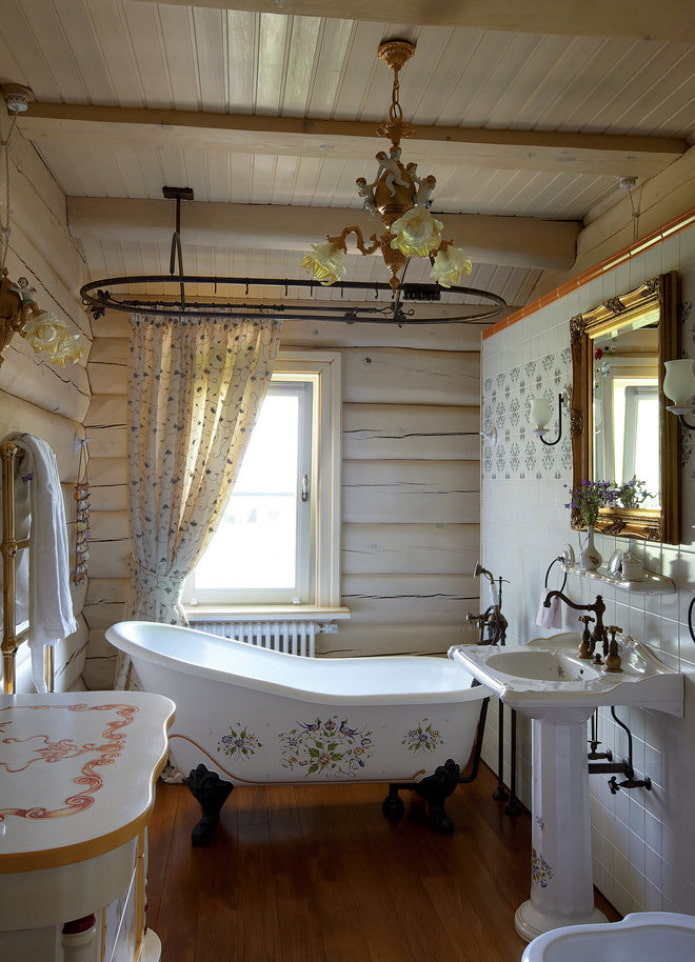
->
[561,562,675,594]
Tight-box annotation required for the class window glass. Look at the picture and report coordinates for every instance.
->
[184,351,341,611]
[185,382,312,604]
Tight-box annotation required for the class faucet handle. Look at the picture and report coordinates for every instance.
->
[605,626,624,674]
[577,615,595,659]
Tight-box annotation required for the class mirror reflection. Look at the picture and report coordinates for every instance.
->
[592,306,660,508]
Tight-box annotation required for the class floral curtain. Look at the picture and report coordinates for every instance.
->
[116,312,281,686]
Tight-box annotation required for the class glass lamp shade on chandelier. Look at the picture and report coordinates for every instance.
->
[0,83,82,368]
[302,40,473,294]
[0,269,82,367]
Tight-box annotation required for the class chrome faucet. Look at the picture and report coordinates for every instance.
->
[543,591,608,661]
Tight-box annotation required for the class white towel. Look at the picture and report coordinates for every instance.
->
[535,591,564,629]
[3,433,77,691]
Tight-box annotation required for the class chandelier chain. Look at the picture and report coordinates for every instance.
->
[389,69,403,124]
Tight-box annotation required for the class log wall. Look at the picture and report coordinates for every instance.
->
[83,315,483,684]
[0,110,91,688]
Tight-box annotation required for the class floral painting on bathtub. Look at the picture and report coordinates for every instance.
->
[401,718,444,753]
[217,724,263,760]
[279,715,374,776]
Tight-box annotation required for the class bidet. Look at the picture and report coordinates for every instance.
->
[521,912,695,962]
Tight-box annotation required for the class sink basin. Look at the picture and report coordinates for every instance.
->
[448,632,683,719]
[484,649,601,683]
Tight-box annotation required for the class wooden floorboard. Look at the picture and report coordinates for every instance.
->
[145,764,619,962]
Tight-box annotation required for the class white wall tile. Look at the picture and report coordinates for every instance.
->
[481,223,695,918]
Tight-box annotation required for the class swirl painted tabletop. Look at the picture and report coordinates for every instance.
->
[0,690,174,873]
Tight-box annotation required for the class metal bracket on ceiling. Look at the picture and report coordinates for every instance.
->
[163,186,194,306]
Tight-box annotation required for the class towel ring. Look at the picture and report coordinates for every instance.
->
[688,596,695,645]
[543,555,567,593]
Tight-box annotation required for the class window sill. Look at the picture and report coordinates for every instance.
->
[185,605,351,622]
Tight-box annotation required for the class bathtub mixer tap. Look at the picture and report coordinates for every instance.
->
[467,564,522,816]
[467,562,508,647]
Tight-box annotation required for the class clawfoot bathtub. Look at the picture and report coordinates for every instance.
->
[105,621,490,844]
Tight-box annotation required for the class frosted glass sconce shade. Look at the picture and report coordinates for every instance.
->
[663,359,695,407]
[664,358,695,430]
[530,398,553,431]
[531,394,564,446]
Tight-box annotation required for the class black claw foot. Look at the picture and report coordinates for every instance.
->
[415,758,460,835]
[382,786,406,821]
[186,764,234,846]
[426,805,455,835]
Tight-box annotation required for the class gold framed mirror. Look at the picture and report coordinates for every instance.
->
[570,272,679,544]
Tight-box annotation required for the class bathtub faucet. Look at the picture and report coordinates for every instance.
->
[543,591,608,661]
[468,563,508,646]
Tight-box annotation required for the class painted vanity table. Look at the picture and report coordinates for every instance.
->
[0,690,175,962]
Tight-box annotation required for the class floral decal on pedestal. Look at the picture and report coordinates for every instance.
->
[279,715,374,777]
[401,719,444,753]
[217,724,263,760]
[531,848,554,888]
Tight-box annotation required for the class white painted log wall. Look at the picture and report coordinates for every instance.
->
[2,113,691,688]
[535,144,695,297]
[82,313,483,683]
[0,112,90,688]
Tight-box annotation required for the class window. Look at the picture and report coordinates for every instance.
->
[183,351,341,609]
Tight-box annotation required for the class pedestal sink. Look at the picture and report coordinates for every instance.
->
[448,633,683,942]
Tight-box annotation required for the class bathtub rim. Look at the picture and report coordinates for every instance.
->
[106,620,490,707]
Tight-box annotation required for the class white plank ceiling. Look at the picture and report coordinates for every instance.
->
[1,0,693,313]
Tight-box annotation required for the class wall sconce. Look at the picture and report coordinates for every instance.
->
[0,269,82,368]
[0,82,81,369]
[530,394,565,446]
[663,358,695,430]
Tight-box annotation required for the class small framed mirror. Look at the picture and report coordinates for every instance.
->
[570,272,679,543]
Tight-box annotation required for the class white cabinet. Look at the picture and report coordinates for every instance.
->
[0,692,174,962]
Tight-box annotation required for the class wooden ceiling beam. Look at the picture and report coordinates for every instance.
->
[21,104,686,179]
[67,196,580,271]
[135,0,695,45]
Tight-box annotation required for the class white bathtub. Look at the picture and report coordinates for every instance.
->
[105,621,490,843]
[521,912,695,962]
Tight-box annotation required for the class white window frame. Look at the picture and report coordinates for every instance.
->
[184,349,343,614]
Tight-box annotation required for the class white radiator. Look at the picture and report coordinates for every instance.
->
[193,621,331,657]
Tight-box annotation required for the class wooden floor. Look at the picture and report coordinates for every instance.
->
[146,764,619,962]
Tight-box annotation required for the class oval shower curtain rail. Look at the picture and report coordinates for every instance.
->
[79,274,507,325]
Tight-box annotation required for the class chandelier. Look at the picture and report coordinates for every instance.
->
[79,42,506,326]
[0,270,82,367]
[0,83,83,367]
[302,40,490,299]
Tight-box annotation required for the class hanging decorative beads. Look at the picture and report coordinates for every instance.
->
[73,438,90,586]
